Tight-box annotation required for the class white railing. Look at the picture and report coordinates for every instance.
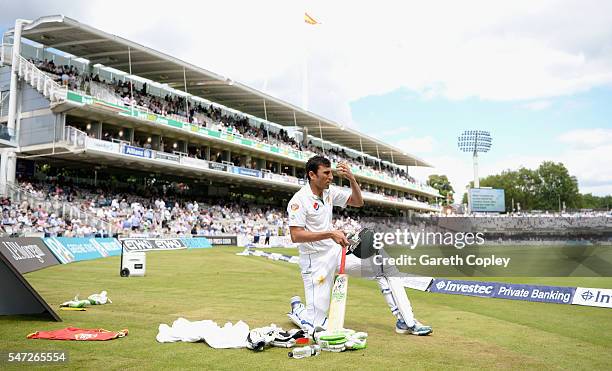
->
[88,82,132,107]
[0,91,9,117]
[62,126,87,149]
[15,54,67,102]
[111,138,130,146]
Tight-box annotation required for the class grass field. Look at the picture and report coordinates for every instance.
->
[385,244,612,277]
[1,247,611,370]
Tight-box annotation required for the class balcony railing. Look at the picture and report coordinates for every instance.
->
[62,126,87,149]
[15,54,67,102]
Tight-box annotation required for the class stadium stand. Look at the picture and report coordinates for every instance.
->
[28,57,424,187]
[10,16,607,246]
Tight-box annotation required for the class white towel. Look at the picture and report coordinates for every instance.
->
[156,318,249,348]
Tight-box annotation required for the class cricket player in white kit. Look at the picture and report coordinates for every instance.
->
[287,155,432,336]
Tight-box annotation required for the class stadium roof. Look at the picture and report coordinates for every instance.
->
[5,15,432,167]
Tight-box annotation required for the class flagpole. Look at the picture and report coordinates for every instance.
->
[302,55,308,111]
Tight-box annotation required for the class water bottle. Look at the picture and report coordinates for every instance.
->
[288,345,321,359]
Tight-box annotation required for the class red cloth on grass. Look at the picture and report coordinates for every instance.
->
[27,327,128,341]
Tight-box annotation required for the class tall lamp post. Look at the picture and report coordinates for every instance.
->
[457,130,492,189]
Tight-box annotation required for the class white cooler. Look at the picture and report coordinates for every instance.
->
[120,251,146,277]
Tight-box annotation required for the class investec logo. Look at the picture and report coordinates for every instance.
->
[435,280,495,295]
[581,290,611,305]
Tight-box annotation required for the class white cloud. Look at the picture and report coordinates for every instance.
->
[522,100,553,111]
[372,127,413,137]
[10,0,608,126]
[562,142,612,195]
[394,136,436,154]
[558,128,612,149]
[409,155,470,198]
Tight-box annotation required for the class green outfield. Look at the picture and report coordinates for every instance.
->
[1,247,611,370]
[385,244,612,277]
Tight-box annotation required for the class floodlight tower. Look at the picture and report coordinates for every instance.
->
[457,130,492,189]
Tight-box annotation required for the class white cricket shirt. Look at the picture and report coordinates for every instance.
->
[287,184,350,254]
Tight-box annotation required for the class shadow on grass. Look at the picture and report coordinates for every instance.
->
[0,314,61,323]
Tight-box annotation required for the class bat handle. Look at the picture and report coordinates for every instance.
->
[340,245,347,274]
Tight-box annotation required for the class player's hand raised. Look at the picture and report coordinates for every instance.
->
[336,161,355,182]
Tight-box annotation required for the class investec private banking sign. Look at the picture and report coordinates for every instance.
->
[430,279,576,304]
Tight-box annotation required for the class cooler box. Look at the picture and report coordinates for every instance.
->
[120,251,146,277]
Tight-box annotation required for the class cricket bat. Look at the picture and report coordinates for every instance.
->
[327,245,348,333]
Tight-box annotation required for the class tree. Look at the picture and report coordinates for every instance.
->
[533,162,579,210]
[468,161,587,212]
[478,167,541,211]
[578,193,612,210]
[427,174,454,205]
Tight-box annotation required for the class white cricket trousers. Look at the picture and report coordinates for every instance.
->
[298,246,416,330]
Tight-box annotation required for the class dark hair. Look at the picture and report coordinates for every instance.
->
[305,155,331,181]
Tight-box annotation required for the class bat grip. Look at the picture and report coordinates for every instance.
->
[340,245,347,274]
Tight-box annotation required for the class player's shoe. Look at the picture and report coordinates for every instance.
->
[290,296,302,310]
[287,296,309,330]
[395,319,432,336]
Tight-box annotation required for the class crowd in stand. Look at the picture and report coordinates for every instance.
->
[434,212,612,232]
[3,180,288,238]
[308,145,417,184]
[0,191,93,238]
[30,58,427,190]
[2,177,610,241]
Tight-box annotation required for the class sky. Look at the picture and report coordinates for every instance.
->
[2,0,612,197]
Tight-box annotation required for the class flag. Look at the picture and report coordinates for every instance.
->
[304,12,320,25]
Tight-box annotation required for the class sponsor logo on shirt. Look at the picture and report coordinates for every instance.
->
[313,202,320,211]
[75,333,97,340]
[291,203,300,211]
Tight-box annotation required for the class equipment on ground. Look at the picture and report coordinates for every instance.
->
[120,251,146,277]
[288,344,321,359]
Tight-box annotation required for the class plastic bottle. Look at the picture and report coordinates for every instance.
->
[288,344,321,359]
